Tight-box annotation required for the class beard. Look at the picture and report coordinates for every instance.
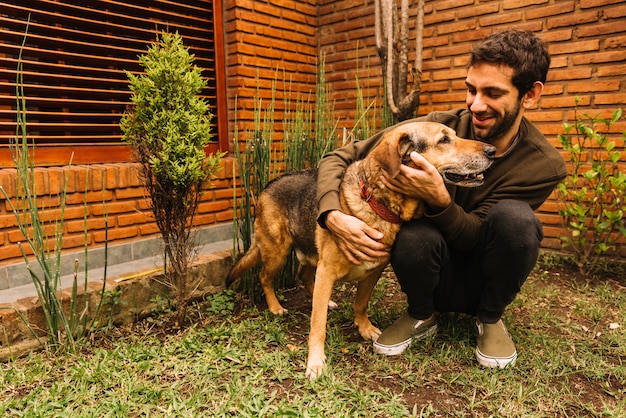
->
[470,100,521,143]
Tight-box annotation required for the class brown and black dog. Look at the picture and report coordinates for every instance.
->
[227,121,495,379]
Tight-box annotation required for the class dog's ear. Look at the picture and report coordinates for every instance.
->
[373,131,415,178]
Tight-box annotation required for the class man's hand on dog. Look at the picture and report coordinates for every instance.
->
[381,151,452,212]
[325,210,389,264]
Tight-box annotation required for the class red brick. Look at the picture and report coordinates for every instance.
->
[595,93,626,106]
[549,39,600,55]
[115,187,146,200]
[435,0,475,11]
[216,211,235,223]
[65,218,108,234]
[580,0,623,8]
[567,80,621,94]
[61,233,92,249]
[540,29,573,44]
[573,50,626,65]
[0,169,17,199]
[536,213,563,226]
[548,68,593,82]
[65,190,114,205]
[603,4,626,19]
[39,206,85,223]
[47,168,69,195]
[435,43,473,58]
[503,0,548,9]
[93,226,138,243]
[578,23,624,38]
[605,35,626,49]
[138,223,160,236]
[117,212,153,227]
[549,56,569,69]
[92,201,136,216]
[0,214,18,229]
[191,214,217,226]
[424,10,456,25]
[432,68,467,81]
[479,11,523,27]
[197,201,231,214]
[525,2,575,19]
[526,111,564,123]
[542,95,591,109]
[547,11,599,29]
[0,243,25,262]
[438,20,476,35]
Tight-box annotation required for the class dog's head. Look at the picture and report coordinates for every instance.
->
[371,121,495,187]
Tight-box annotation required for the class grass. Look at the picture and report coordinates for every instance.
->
[1,257,625,417]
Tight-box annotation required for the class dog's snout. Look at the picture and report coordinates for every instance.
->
[484,145,496,159]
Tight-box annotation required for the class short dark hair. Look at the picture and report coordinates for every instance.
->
[468,30,551,97]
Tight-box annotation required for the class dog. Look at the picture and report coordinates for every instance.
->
[227,121,496,380]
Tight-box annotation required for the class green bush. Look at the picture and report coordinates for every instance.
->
[121,32,223,325]
[557,104,626,277]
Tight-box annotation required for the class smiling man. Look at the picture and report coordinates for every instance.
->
[316,30,567,368]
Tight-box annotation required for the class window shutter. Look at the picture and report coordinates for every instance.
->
[0,0,226,167]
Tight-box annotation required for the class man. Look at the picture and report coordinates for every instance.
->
[316,30,567,368]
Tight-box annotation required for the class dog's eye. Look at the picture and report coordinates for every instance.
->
[439,135,451,144]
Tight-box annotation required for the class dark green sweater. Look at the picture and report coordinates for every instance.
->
[316,109,567,252]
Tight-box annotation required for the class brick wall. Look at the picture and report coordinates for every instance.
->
[315,0,626,255]
[1,0,625,268]
[0,160,236,265]
[222,0,319,139]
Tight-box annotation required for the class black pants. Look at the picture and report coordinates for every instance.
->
[390,200,543,324]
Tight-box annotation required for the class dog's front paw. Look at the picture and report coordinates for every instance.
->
[357,322,382,341]
[305,354,326,381]
[268,305,288,316]
[305,363,324,381]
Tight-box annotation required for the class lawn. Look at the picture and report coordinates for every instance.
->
[1,254,624,417]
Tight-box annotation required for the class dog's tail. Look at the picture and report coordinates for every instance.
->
[226,243,261,287]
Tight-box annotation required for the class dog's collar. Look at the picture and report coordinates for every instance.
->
[359,177,402,224]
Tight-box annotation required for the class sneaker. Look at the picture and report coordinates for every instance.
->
[373,313,437,356]
[475,319,517,368]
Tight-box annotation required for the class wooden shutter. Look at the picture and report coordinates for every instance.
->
[0,0,227,167]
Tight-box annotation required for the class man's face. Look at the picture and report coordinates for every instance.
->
[465,62,523,144]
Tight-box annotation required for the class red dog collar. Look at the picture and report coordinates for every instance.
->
[359,177,402,224]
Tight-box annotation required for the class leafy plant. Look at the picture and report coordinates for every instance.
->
[120,32,224,325]
[231,56,340,300]
[205,290,235,316]
[557,103,626,277]
[231,53,391,301]
[0,31,108,352]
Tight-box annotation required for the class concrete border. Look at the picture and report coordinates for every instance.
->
[0,224,235,361]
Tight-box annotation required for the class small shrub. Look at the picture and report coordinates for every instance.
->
[557,104,626,277]
[121,32,223,325]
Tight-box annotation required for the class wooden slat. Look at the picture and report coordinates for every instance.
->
[0,0,226,167]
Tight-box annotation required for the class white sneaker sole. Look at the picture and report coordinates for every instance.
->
[373,324,438,356]
[475,348,517,368]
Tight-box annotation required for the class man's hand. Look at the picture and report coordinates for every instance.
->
[381,151,452,211]
[325,210,389,265]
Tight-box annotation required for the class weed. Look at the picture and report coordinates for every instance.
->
[1,28,108,353]
[557,102,626,277]
[205,290,235,316]
[98,288,127,330]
